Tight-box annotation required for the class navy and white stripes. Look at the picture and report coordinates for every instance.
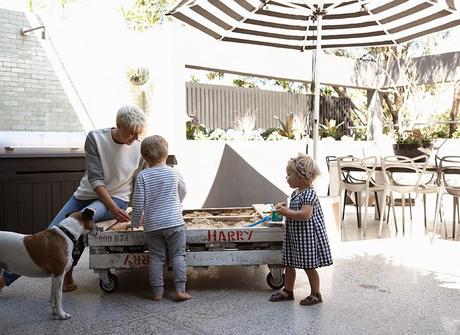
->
[131,165,186,232]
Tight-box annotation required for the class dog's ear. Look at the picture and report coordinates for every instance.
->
[82,208,95,220]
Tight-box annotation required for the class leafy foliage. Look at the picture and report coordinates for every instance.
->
[274,114,295,139]
[186,114,207,140]
[320,87,333,96]
[260,128,279,140]
[27,0,77,12]
[351,127,368,141]
[207,72,225,81]
[319,119,344,140]
[273,80,308,94]
[232,77,264,88]
[395,128,433,145]
[121,0,175,31]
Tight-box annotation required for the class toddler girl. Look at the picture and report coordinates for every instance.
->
[270,153,332,306]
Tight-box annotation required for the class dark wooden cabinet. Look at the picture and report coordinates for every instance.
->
[0,150,86,233]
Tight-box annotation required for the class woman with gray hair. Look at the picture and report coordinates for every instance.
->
[0,104,148,292]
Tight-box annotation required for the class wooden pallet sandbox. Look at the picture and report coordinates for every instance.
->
[87,207,285,293]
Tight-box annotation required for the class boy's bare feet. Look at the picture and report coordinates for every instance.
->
[176,291,192,301]
[151,295,163,301]
[63,269,77,292]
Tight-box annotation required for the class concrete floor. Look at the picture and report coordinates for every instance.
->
[1,207,459,335]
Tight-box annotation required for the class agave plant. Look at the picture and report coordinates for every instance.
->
[319,119,344,140]
[274,114,295,139]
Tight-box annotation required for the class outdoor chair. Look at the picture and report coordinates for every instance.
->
[433,155,460,238]
[378,155,440,238]
[337,156,383,237]
[325,155,337,196]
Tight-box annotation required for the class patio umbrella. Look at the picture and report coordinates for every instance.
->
[168,0,460,159]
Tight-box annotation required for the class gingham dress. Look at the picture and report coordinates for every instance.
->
[282,188,333,269]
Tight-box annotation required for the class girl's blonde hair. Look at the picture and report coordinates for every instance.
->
[141,135,168,163]
[287,153,320,181]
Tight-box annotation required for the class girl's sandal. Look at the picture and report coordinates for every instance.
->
[300,292,322,306]
[269,288,294,302]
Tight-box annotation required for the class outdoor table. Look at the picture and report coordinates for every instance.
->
[328,161,438,220]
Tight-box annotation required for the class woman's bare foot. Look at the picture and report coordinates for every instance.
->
[151,295,163,301]
[63,270,77,292]
[176,291,192,301]
[0,276,5,293]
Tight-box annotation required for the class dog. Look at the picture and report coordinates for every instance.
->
[0,208,97,320]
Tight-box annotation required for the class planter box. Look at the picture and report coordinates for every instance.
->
[392,143,432,161]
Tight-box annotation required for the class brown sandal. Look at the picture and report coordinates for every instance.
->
[269,288,294,302]
[299,292,322,306]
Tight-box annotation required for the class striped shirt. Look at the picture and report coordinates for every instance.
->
[131,165,186,232]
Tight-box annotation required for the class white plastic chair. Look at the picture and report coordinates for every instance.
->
[337,156,383,237]
[378,155,440,237]
[433,155,460,238]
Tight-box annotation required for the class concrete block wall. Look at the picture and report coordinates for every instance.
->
[0,8,83,132]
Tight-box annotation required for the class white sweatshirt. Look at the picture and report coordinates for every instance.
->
[74,128,141,201]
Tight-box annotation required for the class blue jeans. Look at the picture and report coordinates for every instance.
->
[2,195,127,286]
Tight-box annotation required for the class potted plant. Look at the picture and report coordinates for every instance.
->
[393,128,433,161]
[126,67,150,86]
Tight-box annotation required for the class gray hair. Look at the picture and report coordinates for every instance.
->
[116,105,147,131]
[141,135,169,163]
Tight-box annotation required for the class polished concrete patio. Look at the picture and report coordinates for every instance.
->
[1,206,459,335]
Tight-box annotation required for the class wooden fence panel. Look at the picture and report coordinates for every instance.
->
[186,82,352,133]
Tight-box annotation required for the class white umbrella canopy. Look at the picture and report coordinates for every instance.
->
[168,0,460,159]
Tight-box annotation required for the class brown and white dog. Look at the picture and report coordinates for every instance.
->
[0,208,97,320]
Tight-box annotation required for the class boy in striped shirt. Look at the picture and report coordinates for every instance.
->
[130,135,191,301]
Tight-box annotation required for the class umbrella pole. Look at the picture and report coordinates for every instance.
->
[313,14,322,161]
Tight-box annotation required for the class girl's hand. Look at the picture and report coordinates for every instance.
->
[275,202,286,210]
[278,206,289,216]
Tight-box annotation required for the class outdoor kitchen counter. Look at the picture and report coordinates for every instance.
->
[0,149,86,233]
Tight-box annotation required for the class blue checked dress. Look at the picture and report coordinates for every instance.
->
[282,187,333,269]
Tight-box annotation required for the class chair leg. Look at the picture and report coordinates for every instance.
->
[379,188,389,238]
[401,194,406,236]
[440,197,448,238]
[453,197,458,239]
[433,192,440,238]
[432,191,443,242]
[354,192,361,228]
[341,190,347,221]
[374,191,381,219]
[423,194,427,228]
[363,190,369,237]
[391,195,398,234]
[408,194,413,221]
[386,194,391,223]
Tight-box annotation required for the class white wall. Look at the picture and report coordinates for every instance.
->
[176,139,389,209]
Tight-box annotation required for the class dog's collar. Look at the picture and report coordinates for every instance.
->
[56,226,78,245]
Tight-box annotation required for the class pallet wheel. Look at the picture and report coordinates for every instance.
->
[266,272,285,290]
[99,272,119,293]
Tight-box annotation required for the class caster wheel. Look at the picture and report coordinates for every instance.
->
[266,272,285,290]
[99,272,118,293]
